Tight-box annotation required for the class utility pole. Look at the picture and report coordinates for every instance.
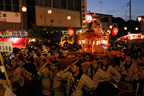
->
[130,0,131,33]
[99,1,102,14]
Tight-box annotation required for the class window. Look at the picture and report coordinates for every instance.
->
[101,17,109,22]
[13,0,19,5]
[13,0,19,12]
[82,5,85,8]
[13,6,19,12]
[0,5,4,11]
[73,0,80,11]
[5,0,11,11]
[5,0,11,4]
[5,5,11,11]
[53,0,59,8]
[44,0,51,7]
[82,9,85,12]
[35,0,43,6]
[0,0,4,11]
[68,0,73,10]
[60,0,66,9]
[0,0,3,4]
[82,14,85,17]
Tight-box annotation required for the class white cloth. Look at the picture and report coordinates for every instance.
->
[4,86,16,96]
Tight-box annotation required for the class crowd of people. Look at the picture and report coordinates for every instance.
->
[0,40,144,96]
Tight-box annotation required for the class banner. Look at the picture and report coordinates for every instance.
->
[0,11,21,23]
[0,30,28,38]
[0,42,13,52]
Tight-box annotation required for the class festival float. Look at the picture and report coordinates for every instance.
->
[77,14,110,54]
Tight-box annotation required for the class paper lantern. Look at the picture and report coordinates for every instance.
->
[85,14,92,23]
[112,27,119,36]
[68,28,74,37]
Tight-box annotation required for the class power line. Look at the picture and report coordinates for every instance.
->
[107,3,128,13]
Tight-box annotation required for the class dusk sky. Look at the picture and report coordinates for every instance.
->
[87,0,144,21]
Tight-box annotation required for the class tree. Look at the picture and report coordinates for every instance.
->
[28,24,63,46]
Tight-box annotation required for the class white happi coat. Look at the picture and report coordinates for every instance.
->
[57,71,94,96]
[38,67,51,96]
[120,61,139,90]
[92,68,110,89]
[101,65,121,83]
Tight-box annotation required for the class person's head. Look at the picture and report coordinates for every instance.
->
[84,53,91,61]
[47,40,50,43]
[125,53,132,63]
[18,54,24,61]
[132,50,138,59]
[92,57,100,69]
[50,60,59,71]
[46,47,51,51]
[137,48,143,57]
[102,55,109,66]
[22,63,37,80]
[70,59,81,73]
[24,48,29,53]
[10,58,17,67]
[26,55,34,63]
[120,52,125,58]
[31,49,36,56]
[138,63,144,79]
[42,45,46,51]
[59,47,63,53]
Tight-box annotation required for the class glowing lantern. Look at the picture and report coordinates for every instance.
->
[68,28,74,37]
[48,10,52,14]
[67,16,71,20]
[135,27,138,30]
[109,25,113,29]
[124,27,127,30]
[22,6,27,12]
[112,27,119,36]
[85,14,92,23]
[138,16,142,22]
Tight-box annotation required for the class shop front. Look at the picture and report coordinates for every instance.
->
[0,30,29,49]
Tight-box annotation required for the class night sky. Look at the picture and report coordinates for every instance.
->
[87,0,144,21]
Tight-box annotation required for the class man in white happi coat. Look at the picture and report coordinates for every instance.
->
[57,59,94,96]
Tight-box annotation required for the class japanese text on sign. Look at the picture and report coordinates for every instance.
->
[0,42,13,52]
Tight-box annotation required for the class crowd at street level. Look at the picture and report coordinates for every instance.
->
[0,41,144,96]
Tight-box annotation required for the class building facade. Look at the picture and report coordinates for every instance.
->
[0,0,85,31]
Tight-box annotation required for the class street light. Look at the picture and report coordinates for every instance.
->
[22,6,27,12]
[109,25,113,29]
[124,27,127,30]
[135,27,138,31]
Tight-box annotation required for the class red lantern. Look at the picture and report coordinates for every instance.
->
[68,28,74,37]
[112,27,119,36]
[85,14,92,23]
[138,16,142,22]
